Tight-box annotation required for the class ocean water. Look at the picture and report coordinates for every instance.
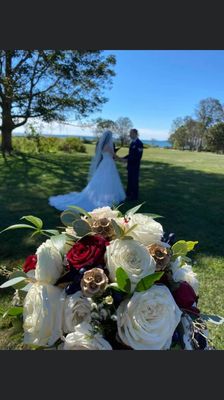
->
[13,133,171,148]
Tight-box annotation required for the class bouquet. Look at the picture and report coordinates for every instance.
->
[0,203,222,350]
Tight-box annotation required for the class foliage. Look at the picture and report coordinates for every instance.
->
[114,117,133,146]
[169,98,224,152]
[205,123,224,154]
[0,50,116,153]
[12,135,86,154]
[0,145,224,348]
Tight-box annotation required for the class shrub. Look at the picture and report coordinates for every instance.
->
[12,136,87,154]
[58,137,86,153]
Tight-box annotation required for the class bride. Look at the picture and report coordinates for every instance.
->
[49,130,126,211]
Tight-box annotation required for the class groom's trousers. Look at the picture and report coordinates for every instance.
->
[126,165,140,200]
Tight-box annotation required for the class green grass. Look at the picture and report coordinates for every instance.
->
[0,145,224,349]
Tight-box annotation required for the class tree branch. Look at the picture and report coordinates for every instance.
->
[12,51,31,73]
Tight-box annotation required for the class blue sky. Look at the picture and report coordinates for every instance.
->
[16,50,224,140]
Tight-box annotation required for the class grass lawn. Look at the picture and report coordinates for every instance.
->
[0,144,224,349]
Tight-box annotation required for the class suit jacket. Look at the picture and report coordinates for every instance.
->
[124,138,143,168]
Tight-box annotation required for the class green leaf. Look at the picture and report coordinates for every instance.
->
[142,213,164,219]
[3,307,23,318]
[126,202,145,216]
[0,224,36,234]
[115,267,131,293]
[172,241,188,257]
[60,210,81,226]
[135,272,164,292]
[111,219,124,238]
[172,240,198,258]
[0,276,27,289]
[10,271,27,279]
[186,241,198,252]
[73,219,92,237]
[120,236,134,240]
[9,271,28,288]
[107,282,124,293]
[30,230,42,238]
[43,229,59,236]
[67,205,92,219]
[124,224,138,236]
[21,215,43,229]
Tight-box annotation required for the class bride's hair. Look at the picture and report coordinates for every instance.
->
[88,131,113,181]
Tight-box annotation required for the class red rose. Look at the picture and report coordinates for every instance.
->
[22,254,37,273]
[172,281,200,315]
[66,235,108,270]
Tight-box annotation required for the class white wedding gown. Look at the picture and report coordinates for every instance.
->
[49,152,126,212]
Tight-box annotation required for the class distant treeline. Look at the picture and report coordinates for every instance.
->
[169,97,224,153]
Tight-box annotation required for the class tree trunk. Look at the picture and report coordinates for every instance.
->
[1,127,13,155]
[1,51,14,155]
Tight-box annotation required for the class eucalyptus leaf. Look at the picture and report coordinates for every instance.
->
[0,224,36,234]
[60,210,81,226]
[73,219,92,237]
[200,314,224,325]
[135,272,164,292]
[21,215,43,229]
[68,205,92,219]
[0,276,27,289]
[126,202,145,216]
[115,267,131,293]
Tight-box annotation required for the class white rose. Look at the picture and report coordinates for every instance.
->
[116,213,164,246]
[62,322,112,350]
[106,239,156,292]
[172,264,199,294]
[89,206,119,220]
[63,291,92,333]
[23,283,64,347]
[117,285,182,350]
[35,239,63,284]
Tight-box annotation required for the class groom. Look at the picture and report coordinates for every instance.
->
[123,128,143,201]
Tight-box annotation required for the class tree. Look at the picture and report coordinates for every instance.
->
[205,122,224,153]
[94,117,117,138]
[195,97,224,128]
[195,97,224,150]
[0,50,116,154]
[168,125,188,150]
[114,116,133,146]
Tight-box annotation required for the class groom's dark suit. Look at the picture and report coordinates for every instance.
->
[124,138,143,200]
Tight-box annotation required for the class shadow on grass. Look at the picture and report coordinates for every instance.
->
[1,152,224,262]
